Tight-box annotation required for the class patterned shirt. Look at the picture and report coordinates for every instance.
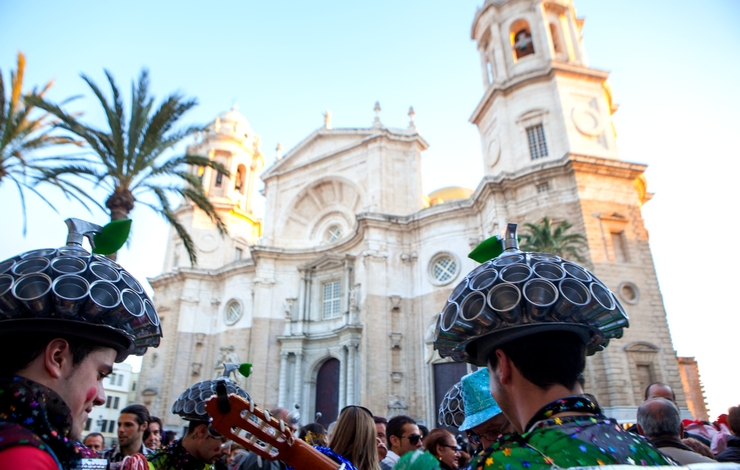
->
[471,397,674,470]
[147,440,214,470]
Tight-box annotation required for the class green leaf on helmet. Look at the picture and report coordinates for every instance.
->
[468,235,521,263]
[468,235,504,263]
[238,363,253,378]
[92,219,132,255]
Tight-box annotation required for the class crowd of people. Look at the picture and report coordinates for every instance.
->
[1,219,739,470]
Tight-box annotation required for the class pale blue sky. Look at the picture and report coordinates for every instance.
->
[2,1,739,419]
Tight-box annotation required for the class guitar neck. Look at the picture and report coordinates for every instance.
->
[205,394,341,470]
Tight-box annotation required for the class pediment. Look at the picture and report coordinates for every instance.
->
[624,341,659,353]
[263,129,374,180]
[299,253,355,272]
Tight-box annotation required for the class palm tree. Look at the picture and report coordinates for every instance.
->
[519,217,589,262]
[26,69,228,264]
[1,52,81,233]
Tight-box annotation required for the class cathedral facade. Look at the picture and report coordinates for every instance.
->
[137,0,688,431]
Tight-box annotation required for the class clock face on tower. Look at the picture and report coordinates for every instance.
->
[224,300,242,325]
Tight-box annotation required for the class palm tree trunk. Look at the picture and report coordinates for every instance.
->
[105,188,135,260]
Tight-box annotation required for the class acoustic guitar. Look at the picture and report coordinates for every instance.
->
[205,389,344,470]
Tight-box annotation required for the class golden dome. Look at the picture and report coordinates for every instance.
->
[427,186,474,206]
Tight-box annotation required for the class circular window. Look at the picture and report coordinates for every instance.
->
[224,300,243,325]
[429,253,460,286]
[618,282,640,305]
[326,225,342,243]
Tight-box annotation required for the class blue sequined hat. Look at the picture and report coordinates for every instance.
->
[459,368,501,431]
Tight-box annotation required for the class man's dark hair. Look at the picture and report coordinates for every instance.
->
[120,404,151,426]
[373,416,388,425]
[0,334,105,377]
[418,425,429,439]
[84,432,105,445]
[486,331,585,390]
[637,398,681,438]
[386,415,416,440]
[186,420,208,436]
[728,406,740,435]
[164,430,178,445]
[644,382,676,401]
[144,416,163,440]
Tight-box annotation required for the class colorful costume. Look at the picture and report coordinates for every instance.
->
[470,397,672,470]
[0,376,104,470]
[147,440,215,470]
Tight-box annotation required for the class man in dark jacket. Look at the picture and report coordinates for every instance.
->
[717,406,740,463]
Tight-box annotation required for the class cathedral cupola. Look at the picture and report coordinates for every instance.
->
[187,105,264,215]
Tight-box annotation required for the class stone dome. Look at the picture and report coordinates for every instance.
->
[209,105,253,138]
[428,186,474,206]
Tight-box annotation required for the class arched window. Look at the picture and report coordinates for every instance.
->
[510,19,535,61]
[549,23,562,53]
[481,40,494,84]
[235,164,246,194]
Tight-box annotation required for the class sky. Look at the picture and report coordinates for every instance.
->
[1,1,739,420]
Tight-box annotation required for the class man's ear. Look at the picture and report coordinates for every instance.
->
[44,338,72,380]
[389,435,399,449]
[140,421,149,432]
[636,424,645,436]
[495,349,513,385]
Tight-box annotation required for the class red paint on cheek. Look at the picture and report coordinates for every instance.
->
[85,387,97,402]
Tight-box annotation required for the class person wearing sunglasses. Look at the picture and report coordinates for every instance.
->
[457,368,513,453]
[380,415,423,470]
[425,429,461,469]
[148,366,250,469]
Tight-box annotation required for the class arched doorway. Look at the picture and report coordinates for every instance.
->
[315,358,340,428]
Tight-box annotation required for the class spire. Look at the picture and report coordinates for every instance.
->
[408,106,416,130]
[323,110,333,130]
[373,101,382,128]
[276,142,283,160]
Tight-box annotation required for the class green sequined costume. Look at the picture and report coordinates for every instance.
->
[147,440,215,470]
[471,397,673,470]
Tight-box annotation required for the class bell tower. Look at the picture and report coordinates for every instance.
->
[166,106,264,270]
[468,0,688,419]
[471,0,619,175]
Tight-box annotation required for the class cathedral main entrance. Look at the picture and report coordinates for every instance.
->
[315,358,340,427]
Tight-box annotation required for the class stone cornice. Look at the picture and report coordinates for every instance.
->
[148,258,256,287]
[470,64,610,125]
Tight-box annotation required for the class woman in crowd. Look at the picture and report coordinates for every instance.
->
[329,406,381,470]
[425,428,461,470]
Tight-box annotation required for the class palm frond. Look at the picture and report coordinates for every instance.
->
[146,186,198,265]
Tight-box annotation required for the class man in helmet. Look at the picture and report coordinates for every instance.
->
[148,367,250,470]
[435,224,672,469]
[0,218,162,470]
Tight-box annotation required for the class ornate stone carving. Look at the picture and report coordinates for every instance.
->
[389,332,403,349]
[400,252,418,263]
[388,395,408,417]
[391,372,403,383]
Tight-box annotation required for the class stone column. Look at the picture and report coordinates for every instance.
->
[339,345,348,409]
[278,352,289,407]
[293,351,303,408]
[347,344,356,405]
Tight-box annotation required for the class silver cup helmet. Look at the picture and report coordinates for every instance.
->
[0,218,162,362]
[171,364,250,422]
[433,223,629,366]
